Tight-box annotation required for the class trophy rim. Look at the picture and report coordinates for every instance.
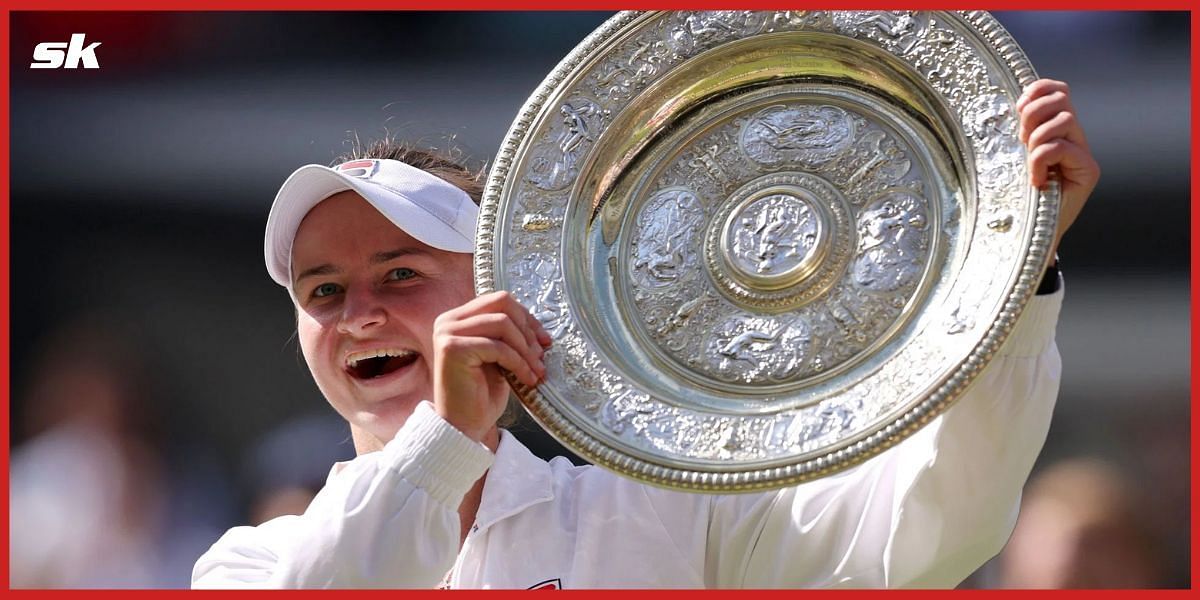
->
[476,10,1058,492]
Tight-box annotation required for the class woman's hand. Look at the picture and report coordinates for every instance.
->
[431,291,550,442]
[1017,79,1101,255]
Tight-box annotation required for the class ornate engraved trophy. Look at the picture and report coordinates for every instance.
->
[476,11,1058,492]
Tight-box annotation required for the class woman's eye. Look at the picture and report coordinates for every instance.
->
[313,283,341,298]
[387,267,417,282]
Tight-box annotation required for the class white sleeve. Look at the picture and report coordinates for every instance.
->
[191,401,494,588]
[705,290,1064,588]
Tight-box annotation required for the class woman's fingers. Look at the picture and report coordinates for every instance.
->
[471,291,547,354]
[444,311,545,380]
[440,335,542,388]
[1019,92,1086,150]
[1017,78,1100,254]
[1016,79,1069,113]
[1026,109,1081,156]
[436,290,549,383]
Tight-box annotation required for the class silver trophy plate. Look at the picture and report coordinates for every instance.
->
[476,10,1058,492]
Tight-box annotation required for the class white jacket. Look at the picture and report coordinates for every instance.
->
[193,291,1063,589]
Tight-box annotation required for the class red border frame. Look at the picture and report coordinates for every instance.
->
[2,4,1195,594]
[3,2,1200,9]
[1190,6,1198,595]
[1,5,9,593]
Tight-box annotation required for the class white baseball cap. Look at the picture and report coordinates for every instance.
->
[264,158,479,290]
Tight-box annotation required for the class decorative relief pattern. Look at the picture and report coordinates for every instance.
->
[706,315,813,383]
[839,129,914,194]
[508,252,571,338]
[740,105,855,168]
[852,192,931,292]
[833,11,929,56]
[484,11,1040,478]
[630,187,705,288]
[701,172,852,311]
[677,127,744,198]
[665,11,772,57]
[727,193,821,278]
[509,188,566,256]
[623,101,933,388]
[526,96,606,191]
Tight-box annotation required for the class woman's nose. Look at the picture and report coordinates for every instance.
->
[336,286,387,335]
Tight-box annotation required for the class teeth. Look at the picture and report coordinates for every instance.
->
[346,349,415,368]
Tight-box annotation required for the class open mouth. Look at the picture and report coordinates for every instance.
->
[345,350,419,380]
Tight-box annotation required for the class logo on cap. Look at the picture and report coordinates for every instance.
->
[336,159,379,179]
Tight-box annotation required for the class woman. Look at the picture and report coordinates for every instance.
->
[193,79,1098,588]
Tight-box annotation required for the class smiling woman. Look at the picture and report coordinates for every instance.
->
[194,76,1095,585]
[291,191,479,453]
[262,143,531,454]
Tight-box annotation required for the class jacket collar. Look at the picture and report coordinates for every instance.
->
[474,429,556,533]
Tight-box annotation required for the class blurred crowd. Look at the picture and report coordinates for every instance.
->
[8,316,354,588]
[963,450,1189,589]
[9,314,1189,588]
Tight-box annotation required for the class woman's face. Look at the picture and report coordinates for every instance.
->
[290,191,475,447]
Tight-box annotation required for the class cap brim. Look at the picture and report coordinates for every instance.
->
[265,165,475,289]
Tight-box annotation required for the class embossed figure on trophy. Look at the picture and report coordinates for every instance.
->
[749,204,808,273]
[687,144,729,188]
[669,12,740,53]
[730,194,819,278]
[719,328,780,363]
[527,99,602,192]
[860,11,923,54]
[761,114,837,151]
[559,103,595,157]
[966,93,1013,156]
[655,295,707,336]
[815,295,870,361]
[534,284,569,337]
[634,189,702,286]
[779,401,852,453]
[638,216,688,282]
[846,130,912,189]
[521,213,555,233]
[860,200,917,252]
[599,390,643,435]
[595,39,662,101]
[768,10,833,32]
[511,253,570,338]
[716,425,741,455]
[927,27,957,47]
[701,313,814,383]
[558,100,601,173]
[686,12,745,38]
[741,105,853,166]
[853,193,929,292]
[865,11,915,38]
[829,298,861,330]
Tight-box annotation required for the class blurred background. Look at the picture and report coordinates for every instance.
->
[8,11,1190,589]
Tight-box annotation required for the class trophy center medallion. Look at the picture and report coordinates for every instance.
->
[721,189,830,291]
